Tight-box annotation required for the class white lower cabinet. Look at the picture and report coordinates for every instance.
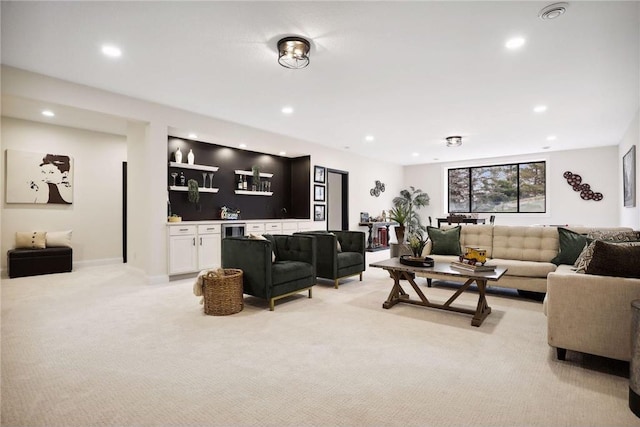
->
[168,224,221,275]
[168,226,198,274]
[198,225,221,270]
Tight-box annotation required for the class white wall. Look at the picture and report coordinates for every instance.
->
[1,66,404,280]
[404,146,622,228]
[1,117,126,269]
[619,109,640,229]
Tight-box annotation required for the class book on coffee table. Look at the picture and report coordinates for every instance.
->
[450,261,496,272]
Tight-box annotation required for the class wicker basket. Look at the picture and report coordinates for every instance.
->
[203,269,244,316]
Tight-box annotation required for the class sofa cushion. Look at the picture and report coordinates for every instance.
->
[575,240,640,273]
[15,231,46,249]
[337,252,363,269]
[45,230,72,248]
[586,229,638,242]
[492,226,558,262]
[427,226,461,255]
[271,260,314,285]
[485,259,556,278]
[585,241,640,279]
[551,227,591,266]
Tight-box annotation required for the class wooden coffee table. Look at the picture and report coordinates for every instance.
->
[369,258,507,327]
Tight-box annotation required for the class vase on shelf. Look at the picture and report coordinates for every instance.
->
[187,149,194,165]
[175,147,182,163]
[179,171,186,186]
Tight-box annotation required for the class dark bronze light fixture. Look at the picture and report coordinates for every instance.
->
[277,37,310,69]
[446,136,462,147]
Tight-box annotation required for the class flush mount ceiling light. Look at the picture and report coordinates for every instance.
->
[446,136,462,147]
[277,37,310,69]
[539,2,569,20]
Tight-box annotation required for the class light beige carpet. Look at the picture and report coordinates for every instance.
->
[1,251,637,426]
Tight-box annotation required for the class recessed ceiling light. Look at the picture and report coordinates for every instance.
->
[279,151,287,156]
[344,146,350,150]
[239,143,247,149]
[505,37,526,50]
[281,106,294,115]
[101,44,122,58]
[433,158,439,161]
[188,133,197,139]
[411,152,420,157]
[542,146,551,150]
[546,135,557,141]
[365,135,374,142]
[41,110,55,117]
[533,105,548,113]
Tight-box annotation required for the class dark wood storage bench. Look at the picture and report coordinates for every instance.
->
[7,247,73,278]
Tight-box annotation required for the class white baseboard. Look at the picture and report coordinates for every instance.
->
[74,258,122,268]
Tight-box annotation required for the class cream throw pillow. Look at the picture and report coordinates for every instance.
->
[46,230,72,248]
[15,231,46,249]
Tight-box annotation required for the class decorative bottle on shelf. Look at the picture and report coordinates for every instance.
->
[243,175,247,190]
[175,147,182,163]
[187,149,194,165]
[179,172,186,186]
[237,174,243,190]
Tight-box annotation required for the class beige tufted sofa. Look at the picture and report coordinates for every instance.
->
[422,224,634,293]
[422,224,640,361]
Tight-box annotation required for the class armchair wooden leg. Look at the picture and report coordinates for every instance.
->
[269,299,275,311]
[309,288,313,298]
[359,272,363,281]
[334,279,339,289]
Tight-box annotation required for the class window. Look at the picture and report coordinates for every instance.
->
[448,161,546,213]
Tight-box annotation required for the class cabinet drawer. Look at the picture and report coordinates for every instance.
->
[198,224,221,234]
[246,223,265,233]
[282,222,298,232]
[169,225,197,236]
[265,223,282,233]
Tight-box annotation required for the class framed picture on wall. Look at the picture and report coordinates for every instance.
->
[5,149,74,204]
[314,165,325,184]
[314,204,326,221]
[623,145,636,207]
[314,184,325,202]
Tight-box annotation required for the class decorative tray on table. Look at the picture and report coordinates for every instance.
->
[399,255,434,267]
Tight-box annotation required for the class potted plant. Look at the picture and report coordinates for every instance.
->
[388,204,410,243]
[252,165,260,191]
[392,186,430,237]
[407,231,428,258]
[187,179,200,210]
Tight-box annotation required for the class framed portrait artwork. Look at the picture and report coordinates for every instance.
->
[623,145,636,207]
[5,149,74,204]
[314,184,325,202]
[314,165,325,184]
[314,204,326,221]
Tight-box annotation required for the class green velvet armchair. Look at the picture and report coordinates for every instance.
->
[221,234,316,310]
[294,230,366,288]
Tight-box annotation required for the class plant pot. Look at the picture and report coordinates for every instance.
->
[395,225,405,243]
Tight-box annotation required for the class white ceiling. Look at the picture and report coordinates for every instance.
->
[1,1,639,165]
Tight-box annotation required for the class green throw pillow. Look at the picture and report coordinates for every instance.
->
[551,227,591,266]
[427,226,461,256]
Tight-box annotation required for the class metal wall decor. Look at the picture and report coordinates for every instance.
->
[563,171,603,201]
[370,180,385,197]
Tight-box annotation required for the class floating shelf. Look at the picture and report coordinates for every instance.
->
[234,170,273,178]
[169,162,219,172]
[169,186,219,193]
[235,190,273,196]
